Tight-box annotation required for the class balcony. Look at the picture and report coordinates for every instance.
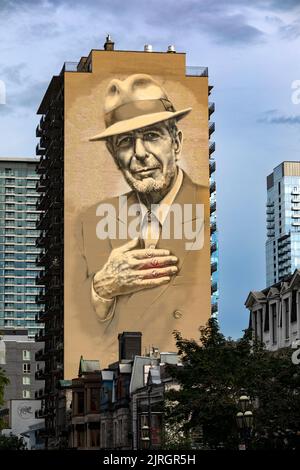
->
[36,143,46,156]
[210,181,216,194]
[210,242,217,254]
[208,102,215,117]
[267,230,275,237]
[292,205,300,211]
[209,160,216,176]
[266,201,274,208]
[35,291,46,304]
[210,201,216,214]
[35,329,47,342]
[266,209,274,215]
[291,190,300,195]
[292,213,300,218]
[211,262,217,273]
[36,271,46,285]
[211,282,218,294]
[36,251,46,266]
[209,122,215,137]
[292,221,300,226]
[211,302,218,314]
[36,176,47,193]
[267,223,275,229]
[209,141,215,156]
[211,222,217,234]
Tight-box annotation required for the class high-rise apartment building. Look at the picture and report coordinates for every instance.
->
[35,38,216,444]
[266,161,300,287]
[0,157,44,338]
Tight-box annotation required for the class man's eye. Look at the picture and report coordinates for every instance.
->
[144,132,159,141]
[117,136,133,147]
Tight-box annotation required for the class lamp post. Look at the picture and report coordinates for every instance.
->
[236,394,254,450]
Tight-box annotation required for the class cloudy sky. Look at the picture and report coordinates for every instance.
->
[1,0,300,338]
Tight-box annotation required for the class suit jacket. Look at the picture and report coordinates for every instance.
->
[78,171,211,365]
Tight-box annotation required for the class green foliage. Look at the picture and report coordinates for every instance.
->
[0,433,26,450]
[164,318,300,450]
[0,367,9,430]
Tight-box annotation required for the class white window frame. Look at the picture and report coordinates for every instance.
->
[23,350,30,361]
[22,390,31,399]
[23,363,31,374]
[22,376,31,385]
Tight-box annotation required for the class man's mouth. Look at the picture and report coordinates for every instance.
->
[132,167,160,175]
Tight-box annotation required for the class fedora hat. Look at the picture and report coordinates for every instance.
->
[89,74,192,141]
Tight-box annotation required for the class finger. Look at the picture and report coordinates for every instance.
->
[130,248,171,259]
[117,237,140,254]
[136,266,178,279]
[133,255,178,270]
[133,276,171,287]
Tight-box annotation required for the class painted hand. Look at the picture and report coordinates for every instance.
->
[93,237,178,299]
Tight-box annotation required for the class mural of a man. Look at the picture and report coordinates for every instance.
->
[78,74,210,362]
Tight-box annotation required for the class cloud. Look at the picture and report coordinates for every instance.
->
[0,0,266,46]
[258,109,300,125]
[0,63,28,85]
[280,20,300,40]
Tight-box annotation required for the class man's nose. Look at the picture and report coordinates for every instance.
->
[134,137,147,159]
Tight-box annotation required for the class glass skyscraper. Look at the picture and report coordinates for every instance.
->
[0,157,44,338]
[266,161,300,287]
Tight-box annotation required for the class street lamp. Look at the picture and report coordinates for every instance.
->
[236,394,254,450]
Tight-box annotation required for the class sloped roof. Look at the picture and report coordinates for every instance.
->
[78,356,101,376]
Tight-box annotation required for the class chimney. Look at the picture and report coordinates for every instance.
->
[118,332,142,361]
[104,34,114,51]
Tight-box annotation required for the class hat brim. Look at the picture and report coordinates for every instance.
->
[89,108,192,141]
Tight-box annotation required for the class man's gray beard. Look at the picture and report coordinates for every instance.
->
[124,169,175,194]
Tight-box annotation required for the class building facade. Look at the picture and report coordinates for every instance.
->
[245,269,300,351]
[0,330,44,404]
[266,161,300,287]
[67,333,179,450]
[0,157,44,339]
[35,38,215,443]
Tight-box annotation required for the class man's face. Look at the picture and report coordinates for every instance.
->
[107,121,182,194]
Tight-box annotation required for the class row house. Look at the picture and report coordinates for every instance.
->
[245,269,300,351]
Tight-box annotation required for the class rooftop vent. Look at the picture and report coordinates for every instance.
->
[167,45,176,53]
[144,44,153,52]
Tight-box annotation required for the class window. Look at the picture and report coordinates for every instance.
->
[22,390,31,399]
[291,290,298,323]
[89,388,100,412]
[23,377,31,385]
[23,363,31,374]
[284,298,290,340]
[89,423,100,447]
[264,303,270,332]
[271,303,277,344]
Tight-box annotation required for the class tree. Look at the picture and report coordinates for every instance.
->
[0,434,26,450]
[0,367,9,430]
[164,318,300,450]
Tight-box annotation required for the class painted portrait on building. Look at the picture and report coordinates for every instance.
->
[65,54,211,375]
